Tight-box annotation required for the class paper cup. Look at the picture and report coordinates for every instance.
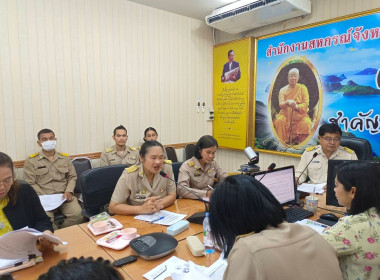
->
[92,221,108,233]
[305,196,319,212]
[121,228,138,240]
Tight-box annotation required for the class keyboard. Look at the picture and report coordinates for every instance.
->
[285,207,314,223]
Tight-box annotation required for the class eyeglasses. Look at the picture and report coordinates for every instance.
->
[321,136,341,143]
[0,176,13,186]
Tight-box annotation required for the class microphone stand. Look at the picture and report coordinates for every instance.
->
[160,171,209,224]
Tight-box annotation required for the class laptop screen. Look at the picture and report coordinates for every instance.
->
[253,166,296,205]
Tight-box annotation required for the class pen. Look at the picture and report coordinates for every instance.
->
[207,185,214,190]
[149,216,165,224]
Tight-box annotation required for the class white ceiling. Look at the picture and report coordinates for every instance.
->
[127,0,240,21]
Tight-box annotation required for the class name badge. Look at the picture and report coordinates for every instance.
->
[136,189,146,200]
[194,170,201,177]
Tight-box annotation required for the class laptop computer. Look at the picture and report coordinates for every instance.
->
[253,165,313,222]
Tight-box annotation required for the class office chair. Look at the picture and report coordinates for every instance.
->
[80,164,126,218]
[71,157,92,203]
[340,136,372,160]
[184,143,196,160]
[165,146,178,162]
[172,161,183,183]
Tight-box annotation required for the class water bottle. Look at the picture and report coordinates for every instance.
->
[203,212,214,249]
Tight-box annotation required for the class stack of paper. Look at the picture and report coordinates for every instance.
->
[297,183,325,194]
[296,219,328,234]
[143,253,227,280]
[135,210,186,226]
[0,228,66,270]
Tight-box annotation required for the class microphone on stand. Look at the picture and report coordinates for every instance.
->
[257,163,276,182]
[160,171,209,224]
[295,152,318,186]
[295,152,318,202]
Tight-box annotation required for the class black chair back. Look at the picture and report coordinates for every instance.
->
[165,146,178,162]
[184,144,195,160]
[72,157,92,194]
[81,164,126,218]
[340,136,372,160]
[172,162,183,183]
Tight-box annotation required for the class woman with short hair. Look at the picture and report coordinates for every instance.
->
[210,175,342,280]
[177,135,227,199]
[322,161,380,279]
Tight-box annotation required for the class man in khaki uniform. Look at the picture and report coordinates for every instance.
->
[23,129,83,229]
[295,123,357,184]
[99,125,139,167]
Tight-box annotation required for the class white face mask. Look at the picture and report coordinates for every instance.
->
[41,140,56,151]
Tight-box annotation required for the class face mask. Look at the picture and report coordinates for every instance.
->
[41,140,56,151]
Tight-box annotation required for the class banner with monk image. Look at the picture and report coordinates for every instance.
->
[254,9,380,159]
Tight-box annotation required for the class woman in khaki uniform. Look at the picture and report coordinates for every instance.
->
[140,127,168,159]
[209,175,342,280]
[177,135,227,199]
[109,141,176,215]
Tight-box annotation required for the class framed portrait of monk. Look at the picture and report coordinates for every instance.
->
[269,56,322,149]
[253,9,380,158]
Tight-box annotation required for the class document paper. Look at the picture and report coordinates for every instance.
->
[39,194,67,211]
[0,228,66,269]
[134,210,186,226]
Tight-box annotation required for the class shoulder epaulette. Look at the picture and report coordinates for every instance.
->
[59,152,69,157]
[129,146,137,151]
[126,165,139,173]
[29,152,39,158]
[344,146,354,154]
[137,146,141,150]
[105,147,114,152]
[164,159,172,165]
[187,161,195,167]
[238,231,255,238]
[306,146,316,152]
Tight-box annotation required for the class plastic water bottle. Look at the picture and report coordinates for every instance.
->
[203,212,214,249]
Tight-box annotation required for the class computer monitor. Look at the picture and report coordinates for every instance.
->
[253,166,296,205]
[326,159,380,206]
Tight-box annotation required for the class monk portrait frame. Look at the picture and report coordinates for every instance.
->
[268,56,323,148]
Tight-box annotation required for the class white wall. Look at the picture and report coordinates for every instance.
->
[0,0,213,162]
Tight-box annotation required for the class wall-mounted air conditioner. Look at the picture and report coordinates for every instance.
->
[205,0,311,34]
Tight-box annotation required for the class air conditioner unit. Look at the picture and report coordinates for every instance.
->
[205,0,311,34]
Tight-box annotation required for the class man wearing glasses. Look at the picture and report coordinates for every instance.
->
[295,123,357,184]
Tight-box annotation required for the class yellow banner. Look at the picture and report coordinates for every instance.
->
[213,38,252,150]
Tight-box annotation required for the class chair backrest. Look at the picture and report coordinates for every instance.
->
[340,136,372,160]
[80,164,126,217]
[172,161,183,183]
[165,146,178,162]
[184,144,195,160]
[72,157,92,194]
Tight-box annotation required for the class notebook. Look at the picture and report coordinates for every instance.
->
[253,166,313,222]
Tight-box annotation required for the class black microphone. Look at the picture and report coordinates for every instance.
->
[295,152,318,186]
[160,171,209,224]
[258,163,276,182]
